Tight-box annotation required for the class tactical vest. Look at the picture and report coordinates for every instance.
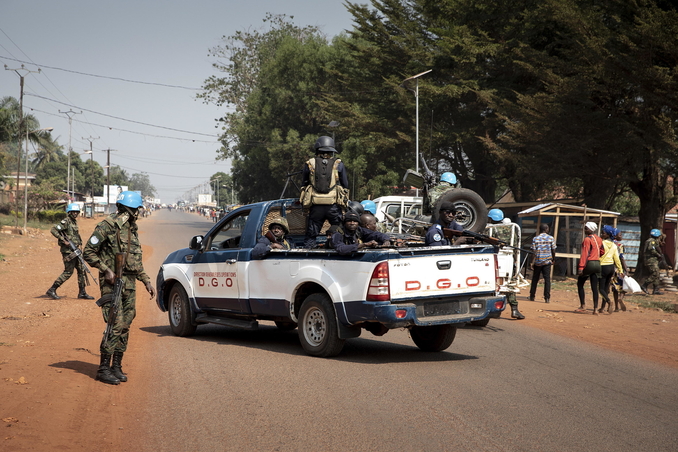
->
[311,156,339,194]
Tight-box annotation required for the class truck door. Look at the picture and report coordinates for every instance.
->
[191,209,250,313]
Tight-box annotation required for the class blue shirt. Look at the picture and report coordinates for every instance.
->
[425,220,463,246]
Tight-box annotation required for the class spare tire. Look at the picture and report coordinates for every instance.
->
[432,188,488,232]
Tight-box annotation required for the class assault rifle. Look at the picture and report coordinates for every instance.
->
[443,228,534,254]
[59,230,97,286]
[98,252,126,350]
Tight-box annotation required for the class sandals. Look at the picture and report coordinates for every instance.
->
[574,308,587,313]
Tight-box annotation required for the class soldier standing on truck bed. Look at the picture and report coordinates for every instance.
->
[300,136,349,248]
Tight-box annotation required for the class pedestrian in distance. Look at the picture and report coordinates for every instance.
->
[611,229,630,311]
[576,222,605,315]
[83,191,155,385]
[529,223,556,303]
[45,203,95,300]
[251,217,295,259]
[641,228,664,295]
[598,225,625,314]
[300,136,350,249]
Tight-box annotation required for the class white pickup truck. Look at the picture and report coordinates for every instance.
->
[155,198,505,357]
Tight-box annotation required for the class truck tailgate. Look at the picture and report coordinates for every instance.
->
[388,252,495,300]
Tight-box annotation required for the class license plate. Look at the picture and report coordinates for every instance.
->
[424,301,460,316]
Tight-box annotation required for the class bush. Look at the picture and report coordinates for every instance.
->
[37,210,67,223]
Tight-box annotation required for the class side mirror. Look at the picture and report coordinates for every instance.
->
[189,235,204,250]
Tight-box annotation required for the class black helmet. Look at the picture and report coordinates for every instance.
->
[347,200,364,216]
[314,136,337,154]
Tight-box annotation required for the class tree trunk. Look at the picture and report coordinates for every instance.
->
[629,147,668,280]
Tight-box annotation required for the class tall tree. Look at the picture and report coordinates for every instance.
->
[128,172,156,198]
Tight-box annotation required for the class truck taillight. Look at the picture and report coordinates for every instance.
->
[494,254,500,294]
[366,262,390,301]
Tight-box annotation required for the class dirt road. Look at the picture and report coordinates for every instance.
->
[1,214,676,450]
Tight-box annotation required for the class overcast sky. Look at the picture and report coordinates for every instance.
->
[0,0,356,203]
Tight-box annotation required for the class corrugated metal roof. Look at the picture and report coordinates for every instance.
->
[518,203,620,216]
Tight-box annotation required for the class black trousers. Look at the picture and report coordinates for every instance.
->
[304,204,342,248]
[530,264,552,300]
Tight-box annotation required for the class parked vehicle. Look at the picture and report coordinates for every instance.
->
[155,198,506,357]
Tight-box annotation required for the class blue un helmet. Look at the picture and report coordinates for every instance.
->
[361,200,377,215]
[650,228,662,238]
[488,208,504,222]
[66,203,80,213]
[440,172,457,185]
[116,191,143,209]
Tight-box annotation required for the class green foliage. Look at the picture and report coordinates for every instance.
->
[37,209,66,223]
[129,172,156,198]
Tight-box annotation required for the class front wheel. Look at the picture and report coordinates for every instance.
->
[298,293,345,357]
[168,284,197,337]
[410,324,457,352]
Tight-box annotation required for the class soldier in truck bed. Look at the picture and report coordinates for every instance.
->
[301,136,349,249]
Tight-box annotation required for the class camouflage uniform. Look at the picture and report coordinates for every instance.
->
[490,225,519,308]
[426,182,454,215]
[643,236,662,292]
[50,215,87,290]
[83,211,151,355]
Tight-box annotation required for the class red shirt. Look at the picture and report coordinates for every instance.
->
[578,234,604,271]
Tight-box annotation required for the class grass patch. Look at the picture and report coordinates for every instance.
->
[625,296,677,313]
[0,213,51,231]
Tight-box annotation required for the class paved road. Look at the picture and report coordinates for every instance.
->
[121,209,678,452]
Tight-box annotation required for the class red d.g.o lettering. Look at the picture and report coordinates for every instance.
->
[436,279,451,289]
[405,281,421,291]
[211,278,218,287]
[198,277,205,287]
[466,277,479,287]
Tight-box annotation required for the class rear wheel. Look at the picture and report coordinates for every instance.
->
[298,293,345,357]
[168,285,197,336]
[410,324,457,352]
[433,188,488,232]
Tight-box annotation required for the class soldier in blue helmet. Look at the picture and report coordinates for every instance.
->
[641,228,664,295]
[426,172,458,214]
[46,203,94,300]
[84,191,155,385]
[360,200,377,215]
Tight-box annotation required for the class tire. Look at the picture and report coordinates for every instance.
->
[432,188,488,232]
[410,324,457,352]
[298,293,345,357]
[274,321,297,331]
[469,318,490,327]
[168,284,197,337]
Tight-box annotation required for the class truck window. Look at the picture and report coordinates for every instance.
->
[208,210,250,250]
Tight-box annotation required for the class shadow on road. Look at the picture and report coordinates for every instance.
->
[49,360,98,379]
[139,324,479,364]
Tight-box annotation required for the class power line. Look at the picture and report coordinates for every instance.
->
[0,54,201,91]
[25,93,218,137]
[24,106,220,143]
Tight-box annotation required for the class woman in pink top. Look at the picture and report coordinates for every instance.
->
[576,222,605,314]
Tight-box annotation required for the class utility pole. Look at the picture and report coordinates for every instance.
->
[59,109,82,202]
[5,64,41,230]
[103,148,117,214]
[83,136,99,217]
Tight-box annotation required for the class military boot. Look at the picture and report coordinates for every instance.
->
[640,283,650,295]
[46,283,61,300]
[511,306,525,320]
[652,287,664,295]
[77,286,94,300]
[96,353,120,385]
[111,352,127,382]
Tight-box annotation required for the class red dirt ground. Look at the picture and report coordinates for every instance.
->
[1,218,676,450]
